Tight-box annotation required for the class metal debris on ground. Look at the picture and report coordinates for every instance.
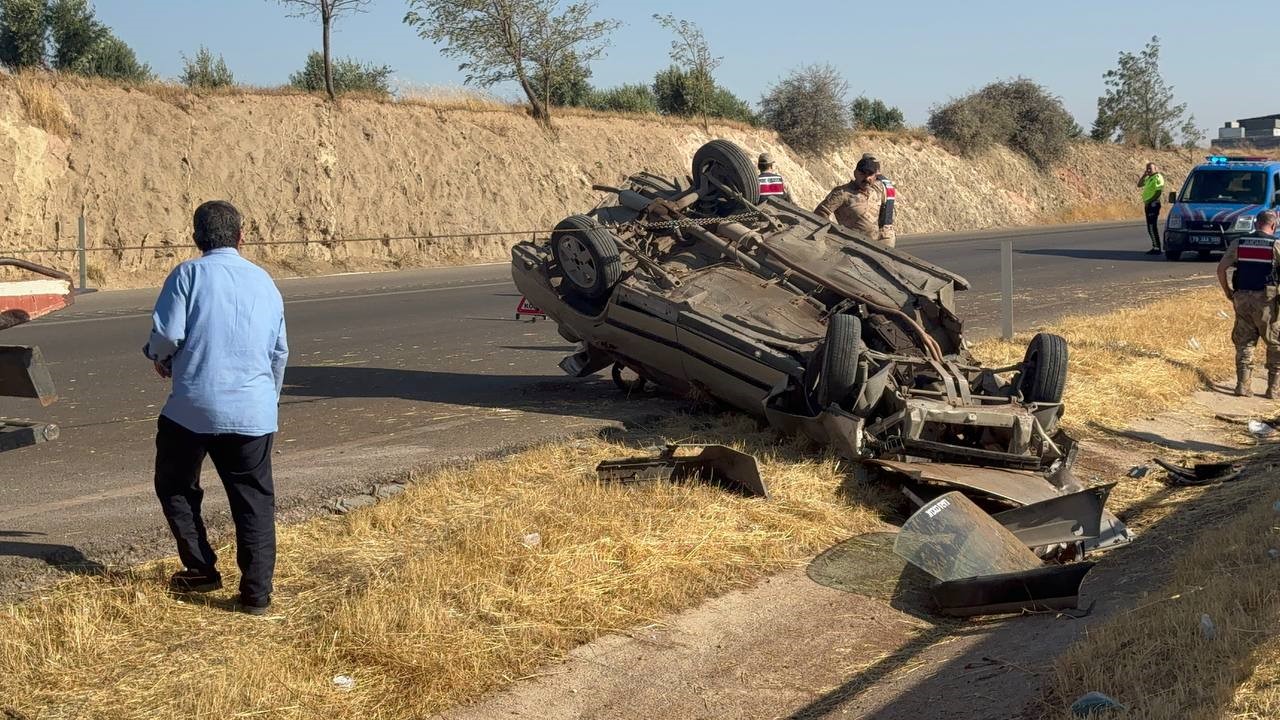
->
[893,492,1098,616]
[1199,613,1217,640]
[595,443,768,498]
[1070,691,1125,717]
[1126,465,1149,478]
[1153,458,1242,487]
[1247,420,1277,438]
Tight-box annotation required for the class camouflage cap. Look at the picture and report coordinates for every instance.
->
[758,152,774,166]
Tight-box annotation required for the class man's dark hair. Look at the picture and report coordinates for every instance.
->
[855,157,878,175]
[193,200,242,252]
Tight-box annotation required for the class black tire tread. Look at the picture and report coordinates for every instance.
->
[551,214,622,299]
[692,139,760,206]
[819,314,864,409]
[1021,332,1068,403]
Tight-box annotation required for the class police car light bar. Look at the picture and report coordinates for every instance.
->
[1206,155,1269,163]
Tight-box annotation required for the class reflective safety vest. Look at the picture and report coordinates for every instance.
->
[758,171,787,198]
[878,174,896,227]
[1235,231,1279,291]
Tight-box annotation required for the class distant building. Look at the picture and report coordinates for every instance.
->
[1214,113,1280,150]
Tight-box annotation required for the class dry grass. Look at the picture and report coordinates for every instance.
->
[0,415,892,719]
[11,72,73,136]
[1046,457,1280,719]
[0,289,1242,718]
[971,286,1233,435]
[1037,200,1145,225]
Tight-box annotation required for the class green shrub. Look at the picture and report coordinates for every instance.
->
[849,95,904,132]
[928,78,1075,168]
[180,46,234,89]
[289,51,392,97]
[586,83,656,114]
[760,64,850,154]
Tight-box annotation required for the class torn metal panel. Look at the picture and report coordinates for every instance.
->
[893,491,1042,583]
[992,484,1114,548]
[932,562,1096,617]
[870,459,1060,506]
[596,443,768,498]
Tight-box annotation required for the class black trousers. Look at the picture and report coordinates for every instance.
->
[154,414,276,602]
[1145,200,1162,248]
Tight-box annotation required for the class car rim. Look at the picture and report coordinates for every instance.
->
[558,236,597,288]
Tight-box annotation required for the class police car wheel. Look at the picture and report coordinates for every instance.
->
[1019,333,1068,404]
[817,314,865,410]
[551,215,622,300]
[692,139,760,208]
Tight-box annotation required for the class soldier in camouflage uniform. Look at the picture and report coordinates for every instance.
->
[816,157,895,247]
[1217,210,1280,397]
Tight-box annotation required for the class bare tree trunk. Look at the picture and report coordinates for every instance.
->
[322,9,336,101]
[515,65,550,126]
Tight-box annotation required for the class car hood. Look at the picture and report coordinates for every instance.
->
[1171,202,1266,224]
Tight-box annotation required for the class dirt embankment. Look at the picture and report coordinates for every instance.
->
[0,76,1196,288]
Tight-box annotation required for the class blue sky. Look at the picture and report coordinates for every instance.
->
[95,0,1278,135]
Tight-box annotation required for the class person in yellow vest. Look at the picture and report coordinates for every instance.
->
[1139,162,1165,255]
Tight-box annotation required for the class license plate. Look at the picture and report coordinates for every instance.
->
[1191,235,1218,245]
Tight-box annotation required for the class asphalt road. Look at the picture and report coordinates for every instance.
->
[0,221,1216,581]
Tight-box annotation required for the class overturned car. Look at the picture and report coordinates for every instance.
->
[513,140,1073,471]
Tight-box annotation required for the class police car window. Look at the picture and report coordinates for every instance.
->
[1180,170,1267,204]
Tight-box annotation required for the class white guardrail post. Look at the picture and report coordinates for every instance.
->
[1001,240,1014,341]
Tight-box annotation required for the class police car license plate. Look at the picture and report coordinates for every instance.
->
[1191,235,1218,245]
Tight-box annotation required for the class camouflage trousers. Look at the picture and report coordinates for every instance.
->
[879,225,897,249]
[1232,290,1280,369]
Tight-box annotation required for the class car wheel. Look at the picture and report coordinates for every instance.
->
[551,214,622,300]
[818,314,865,409]
[1019,332,1068,404]
[1164,249,1182,261]
[692,139,760,208]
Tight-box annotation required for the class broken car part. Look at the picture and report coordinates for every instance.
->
[894,492,1096,616]
[0,259,73,452]
[595,443,768,498]
[1153,458,1242,486]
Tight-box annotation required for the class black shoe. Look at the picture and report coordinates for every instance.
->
[1145,248,1161,255]
[169,568,223,593]
[235,595,271,616]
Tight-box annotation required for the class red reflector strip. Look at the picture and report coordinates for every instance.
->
[884,186,896,199]
[1239,246,1274,260]
[759,182,785,193]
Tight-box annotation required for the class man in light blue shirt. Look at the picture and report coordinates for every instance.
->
[144,200,287,615]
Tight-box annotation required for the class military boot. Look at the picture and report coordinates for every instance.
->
[1267,371,1280,400]
[1236,363,1253,397]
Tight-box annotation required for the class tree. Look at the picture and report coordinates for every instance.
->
[77,33,150,82]
[274,0,372,102]
[404,0,618,126]
[652,13,719,128]
[289,50,391,96]
[586,83,656,114]
[528,49,591,107]
[0,0,150,81]
[849,96,905,132]
[929,78,1076,168]
[1092,36,1193,149]
[46,0,101,71]
[760,64,850,154]
[181,46,234,89]
[0,0,48,69]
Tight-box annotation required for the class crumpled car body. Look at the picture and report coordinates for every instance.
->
[511,140,1073,479]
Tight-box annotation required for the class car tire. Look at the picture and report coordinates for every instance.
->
[551,214,622,300]
[1165,249,1182,261]
[818,314,865,409]
[1020,332,1068,404]
[692,139,760,208]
